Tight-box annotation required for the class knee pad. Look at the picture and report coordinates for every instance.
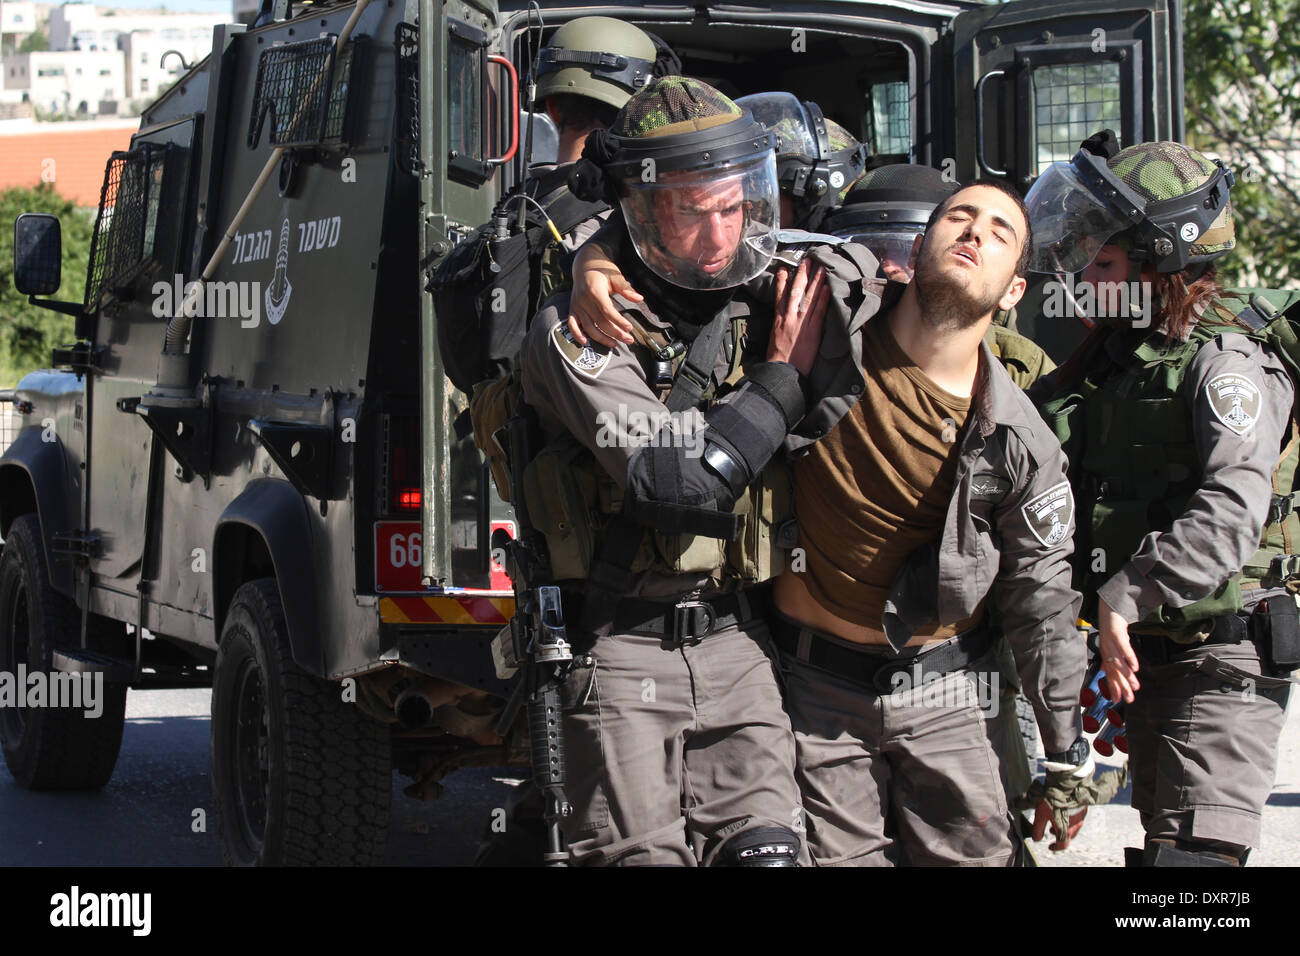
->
[715,826,801,867]
[1130,839,1245,867]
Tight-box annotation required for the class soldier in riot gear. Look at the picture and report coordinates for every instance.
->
[517,77,826,866]
[567,170,1088,866]
[734,92,866,234]
[431,17,677,395]
[1029,139,1298,866]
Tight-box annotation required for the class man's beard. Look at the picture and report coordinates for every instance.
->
[913,246,1010,333]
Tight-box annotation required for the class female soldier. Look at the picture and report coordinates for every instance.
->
[1027,140,1297,866]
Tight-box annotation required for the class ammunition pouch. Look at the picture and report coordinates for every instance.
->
[1250,593,1300,674]
[517,436,795,586]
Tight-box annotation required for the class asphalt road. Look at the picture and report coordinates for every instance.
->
[0,687,525,866]
[2,685,1297,866]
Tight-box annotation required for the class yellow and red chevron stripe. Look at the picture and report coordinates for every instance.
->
[379,594,515,625]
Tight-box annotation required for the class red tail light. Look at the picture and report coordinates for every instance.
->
[384,415,421,513]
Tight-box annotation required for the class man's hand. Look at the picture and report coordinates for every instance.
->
[1032,800,1088,851]
[768,258,830,376]
[1097,595,1140,702]
[567,242,640,349]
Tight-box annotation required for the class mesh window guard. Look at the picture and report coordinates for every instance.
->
[248,35,364,149]
[85,144,167,312]
[394,22,421,176]
[1033,62,1122,175]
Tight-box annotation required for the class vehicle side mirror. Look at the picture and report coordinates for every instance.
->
[13,213,62,297]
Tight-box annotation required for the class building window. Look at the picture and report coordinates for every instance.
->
[37,67,66,77]
[75,68,83,75]
[100,69,111,76]
[140,52,148,63]
[141,78,149,91]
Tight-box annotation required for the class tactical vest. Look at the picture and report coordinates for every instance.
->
[985,323,1056,389]
[1042,289,1300,637]
[470,301,795,590]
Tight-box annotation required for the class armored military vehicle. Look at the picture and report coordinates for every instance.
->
[3,0,1181,864]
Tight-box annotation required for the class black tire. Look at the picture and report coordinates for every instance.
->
[0,514,127,790]
[210,579,391,865]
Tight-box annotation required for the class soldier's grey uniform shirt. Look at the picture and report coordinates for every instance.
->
[787,244,1087,754]
[519,282,804,865]
[1095,333,1296,622]
[521,288,760,599]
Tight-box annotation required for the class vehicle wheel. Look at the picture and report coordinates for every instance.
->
[211,578,392,865]
[0,514,127,790]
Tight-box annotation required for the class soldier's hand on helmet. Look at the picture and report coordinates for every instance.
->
[1097,596,1140,702]
[567,242,642,349]
[768,258,830,376]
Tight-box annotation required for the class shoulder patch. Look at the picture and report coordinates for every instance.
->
[551,322,611,378]
[1204,371,1262,435]
[1021,480,1074,547]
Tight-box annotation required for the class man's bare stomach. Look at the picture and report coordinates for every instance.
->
[772,572,954,649]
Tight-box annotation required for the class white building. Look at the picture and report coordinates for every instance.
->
[1,3,38,39]
[49,3,226,57]
[121,28,196,102]
[3,49,124,114]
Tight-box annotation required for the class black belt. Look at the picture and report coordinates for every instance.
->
[1130,613,1249,666]
[769,614,994,693]
[613,591,757,645]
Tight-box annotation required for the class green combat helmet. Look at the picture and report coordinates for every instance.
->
[534,16,661,111]
[1025,137,1235,276]
[571,76,780,290]
[736,92,867,230]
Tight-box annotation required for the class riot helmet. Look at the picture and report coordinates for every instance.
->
[534,17,663,112]
[823,163,957,281]
[736,92,867,230]
[575,77,780,291]
[1025,140,1235,275]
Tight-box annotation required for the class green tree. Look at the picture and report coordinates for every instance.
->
[1184,0,1300,287]
[0,185,96,387]
[17,31,49,54]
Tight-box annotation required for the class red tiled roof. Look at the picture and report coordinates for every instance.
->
[0,123,139,207]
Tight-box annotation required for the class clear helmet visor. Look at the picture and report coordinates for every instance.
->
[840,227,922,282]
[735,92,819,162]
[1024,161,1135,274]
[619,152,779,290]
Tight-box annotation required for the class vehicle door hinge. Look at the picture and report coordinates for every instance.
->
[51,342,105,379]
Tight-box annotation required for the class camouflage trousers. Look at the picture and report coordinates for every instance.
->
[559,618,804,866]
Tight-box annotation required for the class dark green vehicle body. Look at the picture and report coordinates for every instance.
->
[1,0,1181,863]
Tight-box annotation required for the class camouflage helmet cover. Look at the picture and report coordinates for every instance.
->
[1107,141,1236,261]
[1024,138,1235,274]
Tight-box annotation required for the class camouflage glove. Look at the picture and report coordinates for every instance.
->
[1017,757,1129,843]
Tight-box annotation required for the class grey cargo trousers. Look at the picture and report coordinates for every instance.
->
[1129,628,1292,854]
[560,612,805,866]
[775,621,1018,866]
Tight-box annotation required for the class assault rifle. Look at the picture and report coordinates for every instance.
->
[492,403,574,866]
